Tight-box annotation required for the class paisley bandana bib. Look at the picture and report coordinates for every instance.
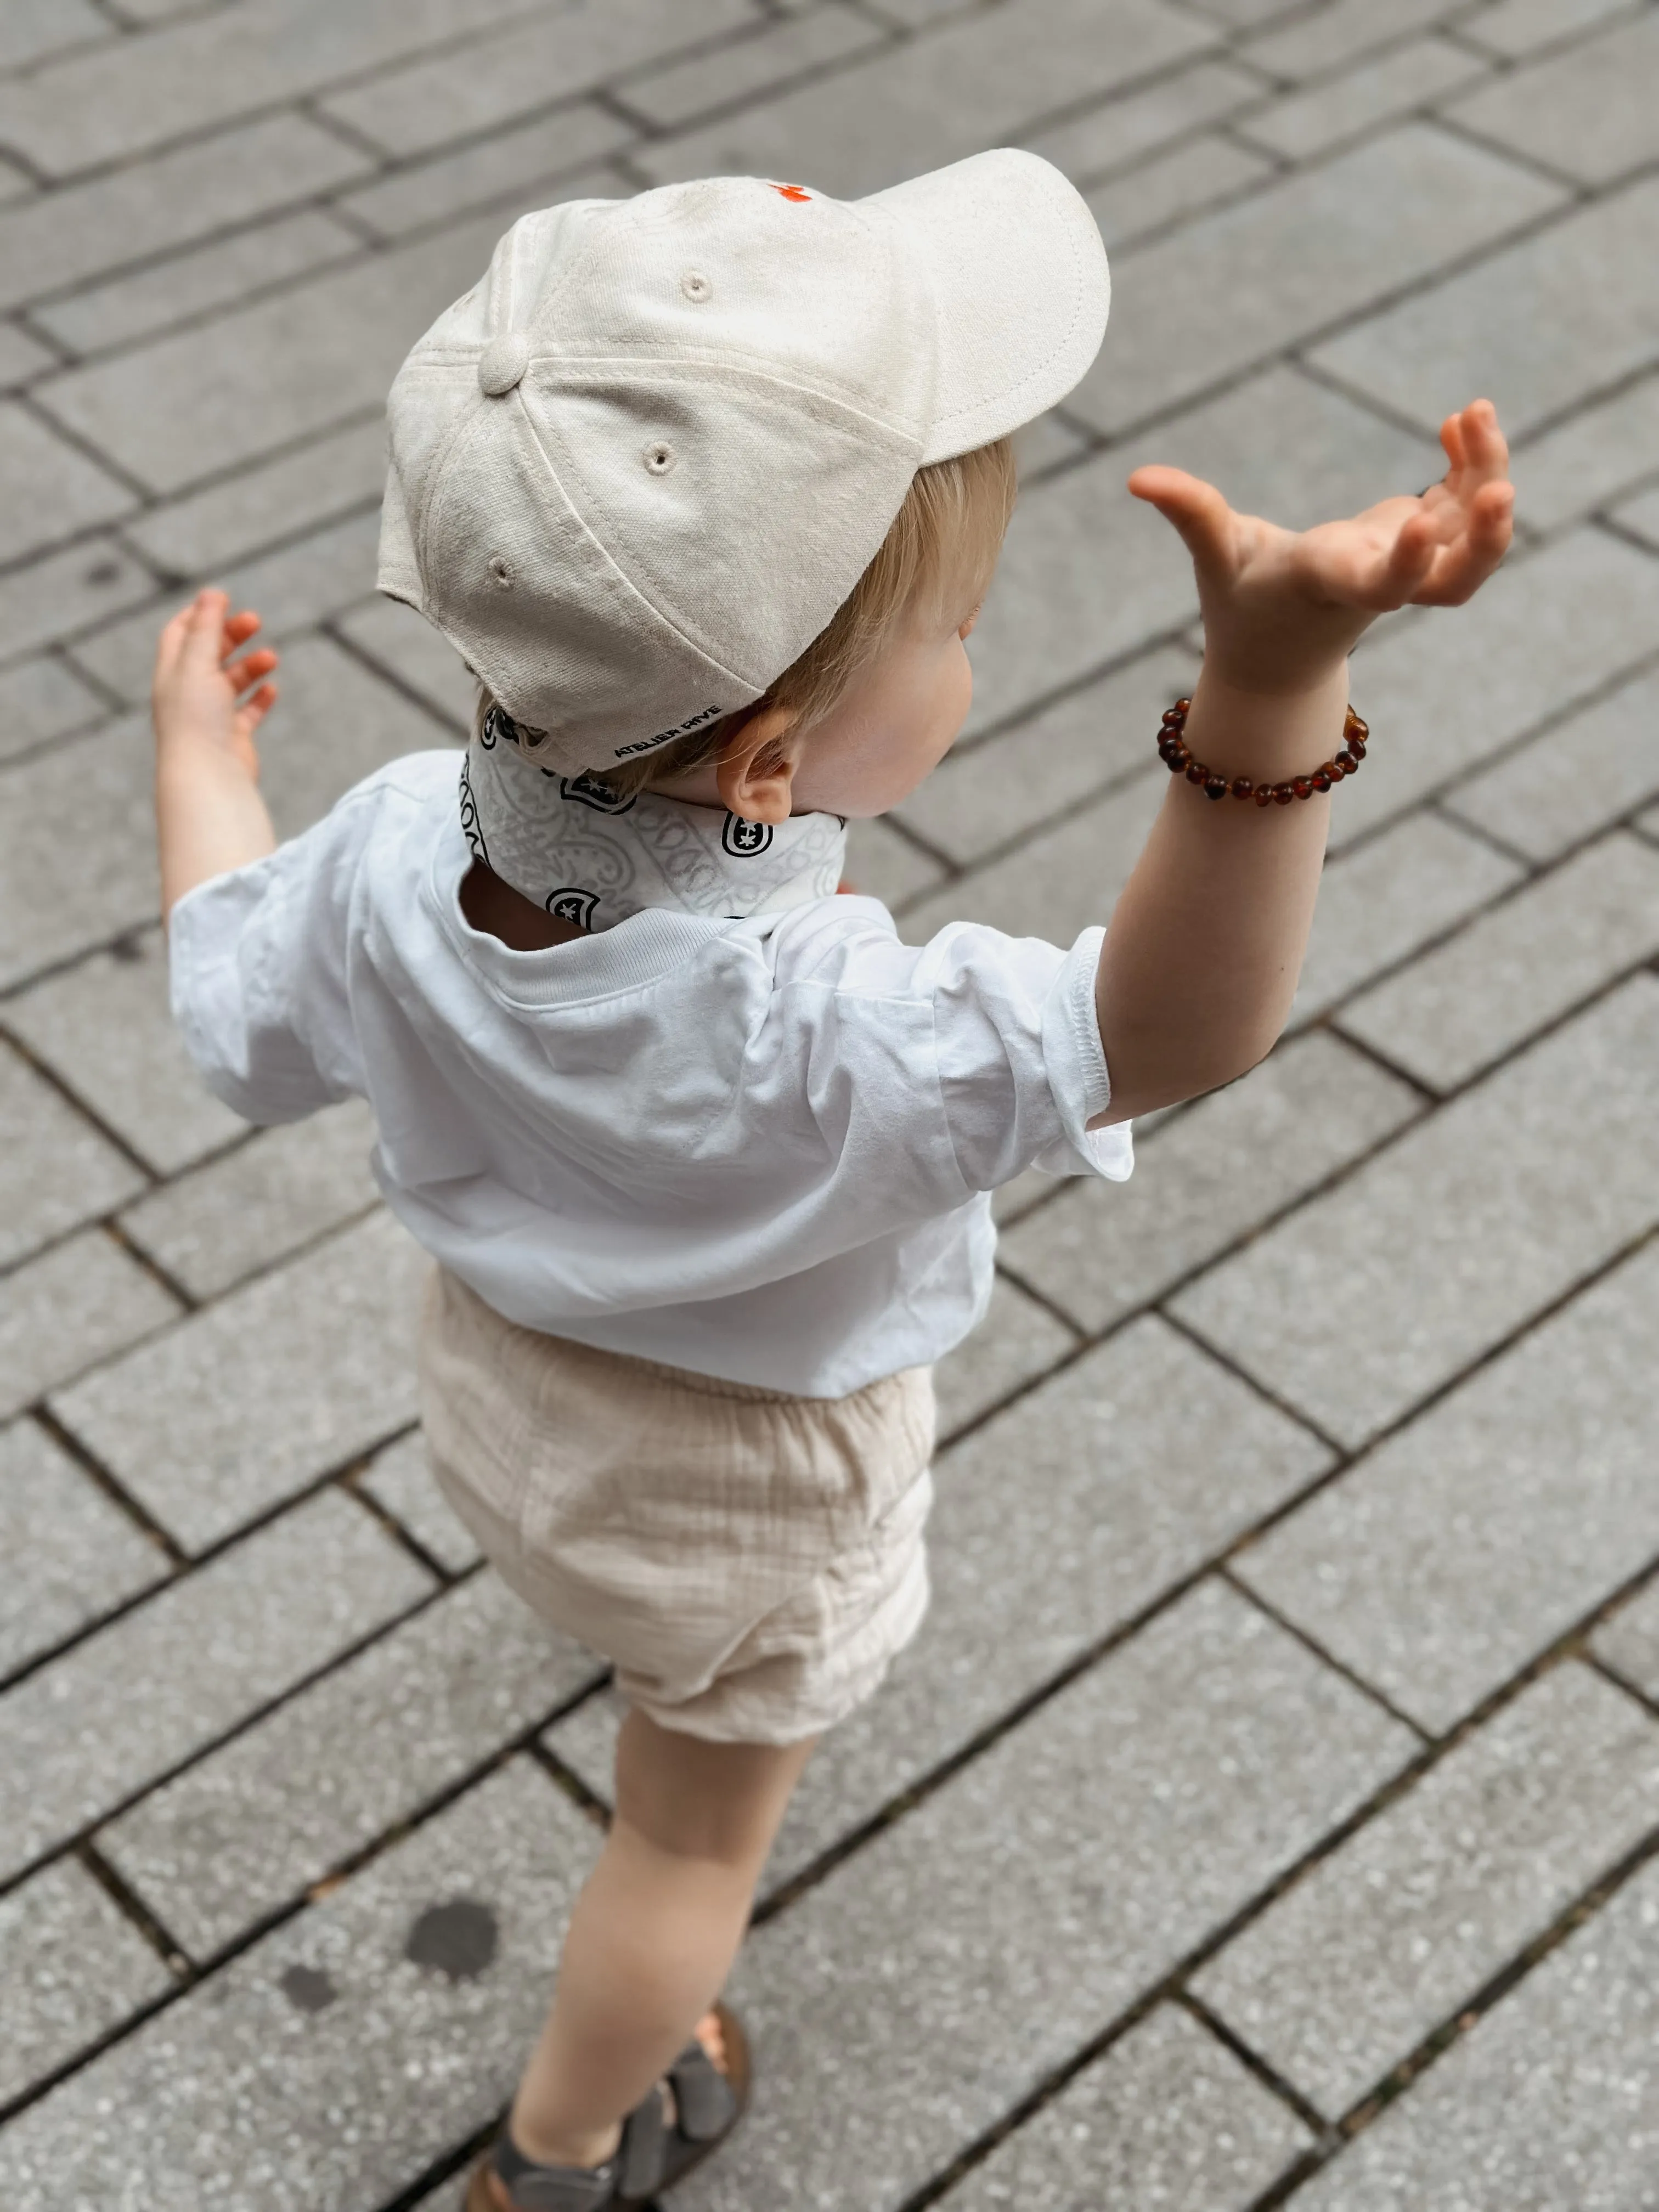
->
[459,703,847,930]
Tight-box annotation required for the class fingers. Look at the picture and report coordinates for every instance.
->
[226,646,279,696]
[1128,465,1238,573]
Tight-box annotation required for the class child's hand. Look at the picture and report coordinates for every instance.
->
[151,587,279,779]
[1130,398,1514,696]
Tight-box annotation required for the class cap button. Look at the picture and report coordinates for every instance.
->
[478,334,530,397]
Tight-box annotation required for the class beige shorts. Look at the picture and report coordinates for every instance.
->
[417,1268,936,1744]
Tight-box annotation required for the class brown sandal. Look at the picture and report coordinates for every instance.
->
[467,2002,751,2211]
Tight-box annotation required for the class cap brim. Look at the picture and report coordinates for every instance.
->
[865,148,1109,466]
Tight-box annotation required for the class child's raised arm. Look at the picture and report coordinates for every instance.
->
[153,588,279,922]
[1091,398,1514,1126]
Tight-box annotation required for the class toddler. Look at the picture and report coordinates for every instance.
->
[151,151,1513,2211]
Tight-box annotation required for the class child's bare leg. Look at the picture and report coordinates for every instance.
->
[505,1707,815,2175]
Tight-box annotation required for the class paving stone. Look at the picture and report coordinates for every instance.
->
[0,115,369,321]
[1612,478,1659,548]
[844,813,947,909]
[1291,810,1524,1025]
[0,650,108,764]
[0,1858,174,2109]
[1310,176,1659,443]
[558,1319,1336,1892]
[0,0,561,176]
[5,927,245,1175]
[0,1486,431,1884]
[0,710,156,987]
[1002,1032,1420,1333]
[616,3,885,127]
[337,109,631,240]
[961,454,1196,740]
[0,1229,180,1424]
[636,0,1217,196]
[356,1429,482,1575]
[0,1758,599,2211]
[0,398,133,563]
[1592,1577,1659,1700]
[409,2171,471,2212]
[895,646,1197,868]
[1338,832,1659,1090]
[899,767,1166,946]
[1010,407,1095,479]
[1463,0,1633,53]
[75,511,383,704]
[102,1571,601,1957]
[333,592,479,735]
[0,0,109,72]
[1232,1234,1659,1730]
[31,209,364,359]
[0,534,157,664]
[126,417,388,582]
[36,209,507,494]
[266,633,460,839]
[1194,1662,1659,2117]
[932,1273,1079,1438]
[1176,977,1659,1448]
[322,0,757,159]
[1022,57,1266,188]
[1450,8,1659,183]
[0,1037,144,1266]
[0,317,58,391]
[1242,0,1472,77]
[1087,132,1277,253]
[0,1416,166,1680]
[1067,126,1561,437]
[1508,367,1659,533]
[1236,35,1487,162]
[1289,1850,1659,2212]
[937,2003,1313,2212]
[668,1581,1411,2212]
[1323,528,1659,849]
[53,1209,432,1554]
[120,1102,381,1299]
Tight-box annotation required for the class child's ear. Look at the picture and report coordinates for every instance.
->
[714,705,800,825]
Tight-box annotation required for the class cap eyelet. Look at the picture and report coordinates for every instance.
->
[488,554,514,588]
[643,441,676,476]
[680,269,712,303]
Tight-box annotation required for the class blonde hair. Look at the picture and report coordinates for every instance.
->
[473,436,1017,799]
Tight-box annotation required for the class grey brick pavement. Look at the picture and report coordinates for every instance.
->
[2,1,1657,2202]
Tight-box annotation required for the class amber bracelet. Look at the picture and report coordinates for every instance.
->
[1158,697,1369,806]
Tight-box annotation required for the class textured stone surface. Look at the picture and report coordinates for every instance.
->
[125,416,388,581]
[0,536,159,664]
[1233,1238,1659,1732]
[1611,477,1659,549]
[0,1037,144,1266]
[1022,56,1263,187]
[0,1487,431,1884]
[53,1210,430,1553]
[5,928,244,1175]
[1450,9,1659,184]
[0,1760,599,2212]
[0,1228,180,1424]
[1238,36,1486,163]
[932,1273,1078,1438]
[1068,127,1561,436]
[1337,832,1659,1090]
[1593,1579,1659,1701]
[0,1858,174,2109]
[938,2004,1312,2211]
[1444,659,1659,862]
[0,712,157,989]
[332,593,479,734]
[101,1573,600,1957]
[1290,1853,1659,2212]
[0,1417,165,1680]
[1087,133,1274,252]
[1242,0,1466,77]
[1509,366,1659,534]
[120,1101,380,1299]
[357,1430,482,1576]
[1003,1032,1420,1332]
[1173,977,1659,1446]
[340,115,631,241]
[0,399,132,565]
[1291,810,1526,1025]
[1194,1663,1659,2117]
[844,812,947,910]
[638,0,1215,195]
[0,653,107,766]
[617,3,885,127]
[1309,176,1659,442]
[670,1582,1411,2212]
[1463,0,1632,55]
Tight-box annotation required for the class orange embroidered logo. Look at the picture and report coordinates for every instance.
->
[770,183,812,202]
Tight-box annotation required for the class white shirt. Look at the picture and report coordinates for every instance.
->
[169,752,1132,1397]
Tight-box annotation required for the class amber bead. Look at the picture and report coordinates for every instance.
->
[1348,736,1367,760]
[1163,751,1187,773]
[1231,777,1254,800]
[1289,776,1311,800]
[1174,697,1192,714]
[1161,706,1186,725]
[1273,784,1295,805]
[1346,712,1369,740]
[1333,749,1353,775]
[1255,785,1275,807]
[1186,761,1207,785]
[1204,774,1228,800]
[1312,768,1333,793]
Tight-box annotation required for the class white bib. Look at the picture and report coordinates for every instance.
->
[460,703,847,930]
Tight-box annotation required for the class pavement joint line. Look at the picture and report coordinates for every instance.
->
[1302,1016,1441,1105]
[0,1022,161,1197]
[77,1837,191,1973]
[1421,794,1541,876]
[101,1215,198,1312]
[1218,1564,1438,1742]
[343,1458,473,1586]
[526,1733,618,1827]
[20,1392,186,1566]
[323,613,475,740]
[602,21,905,139]
[1427,104,1604,198]
[1176,1987,1338,2146]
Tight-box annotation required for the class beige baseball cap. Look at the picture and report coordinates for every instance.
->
[377,149,1109,777]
